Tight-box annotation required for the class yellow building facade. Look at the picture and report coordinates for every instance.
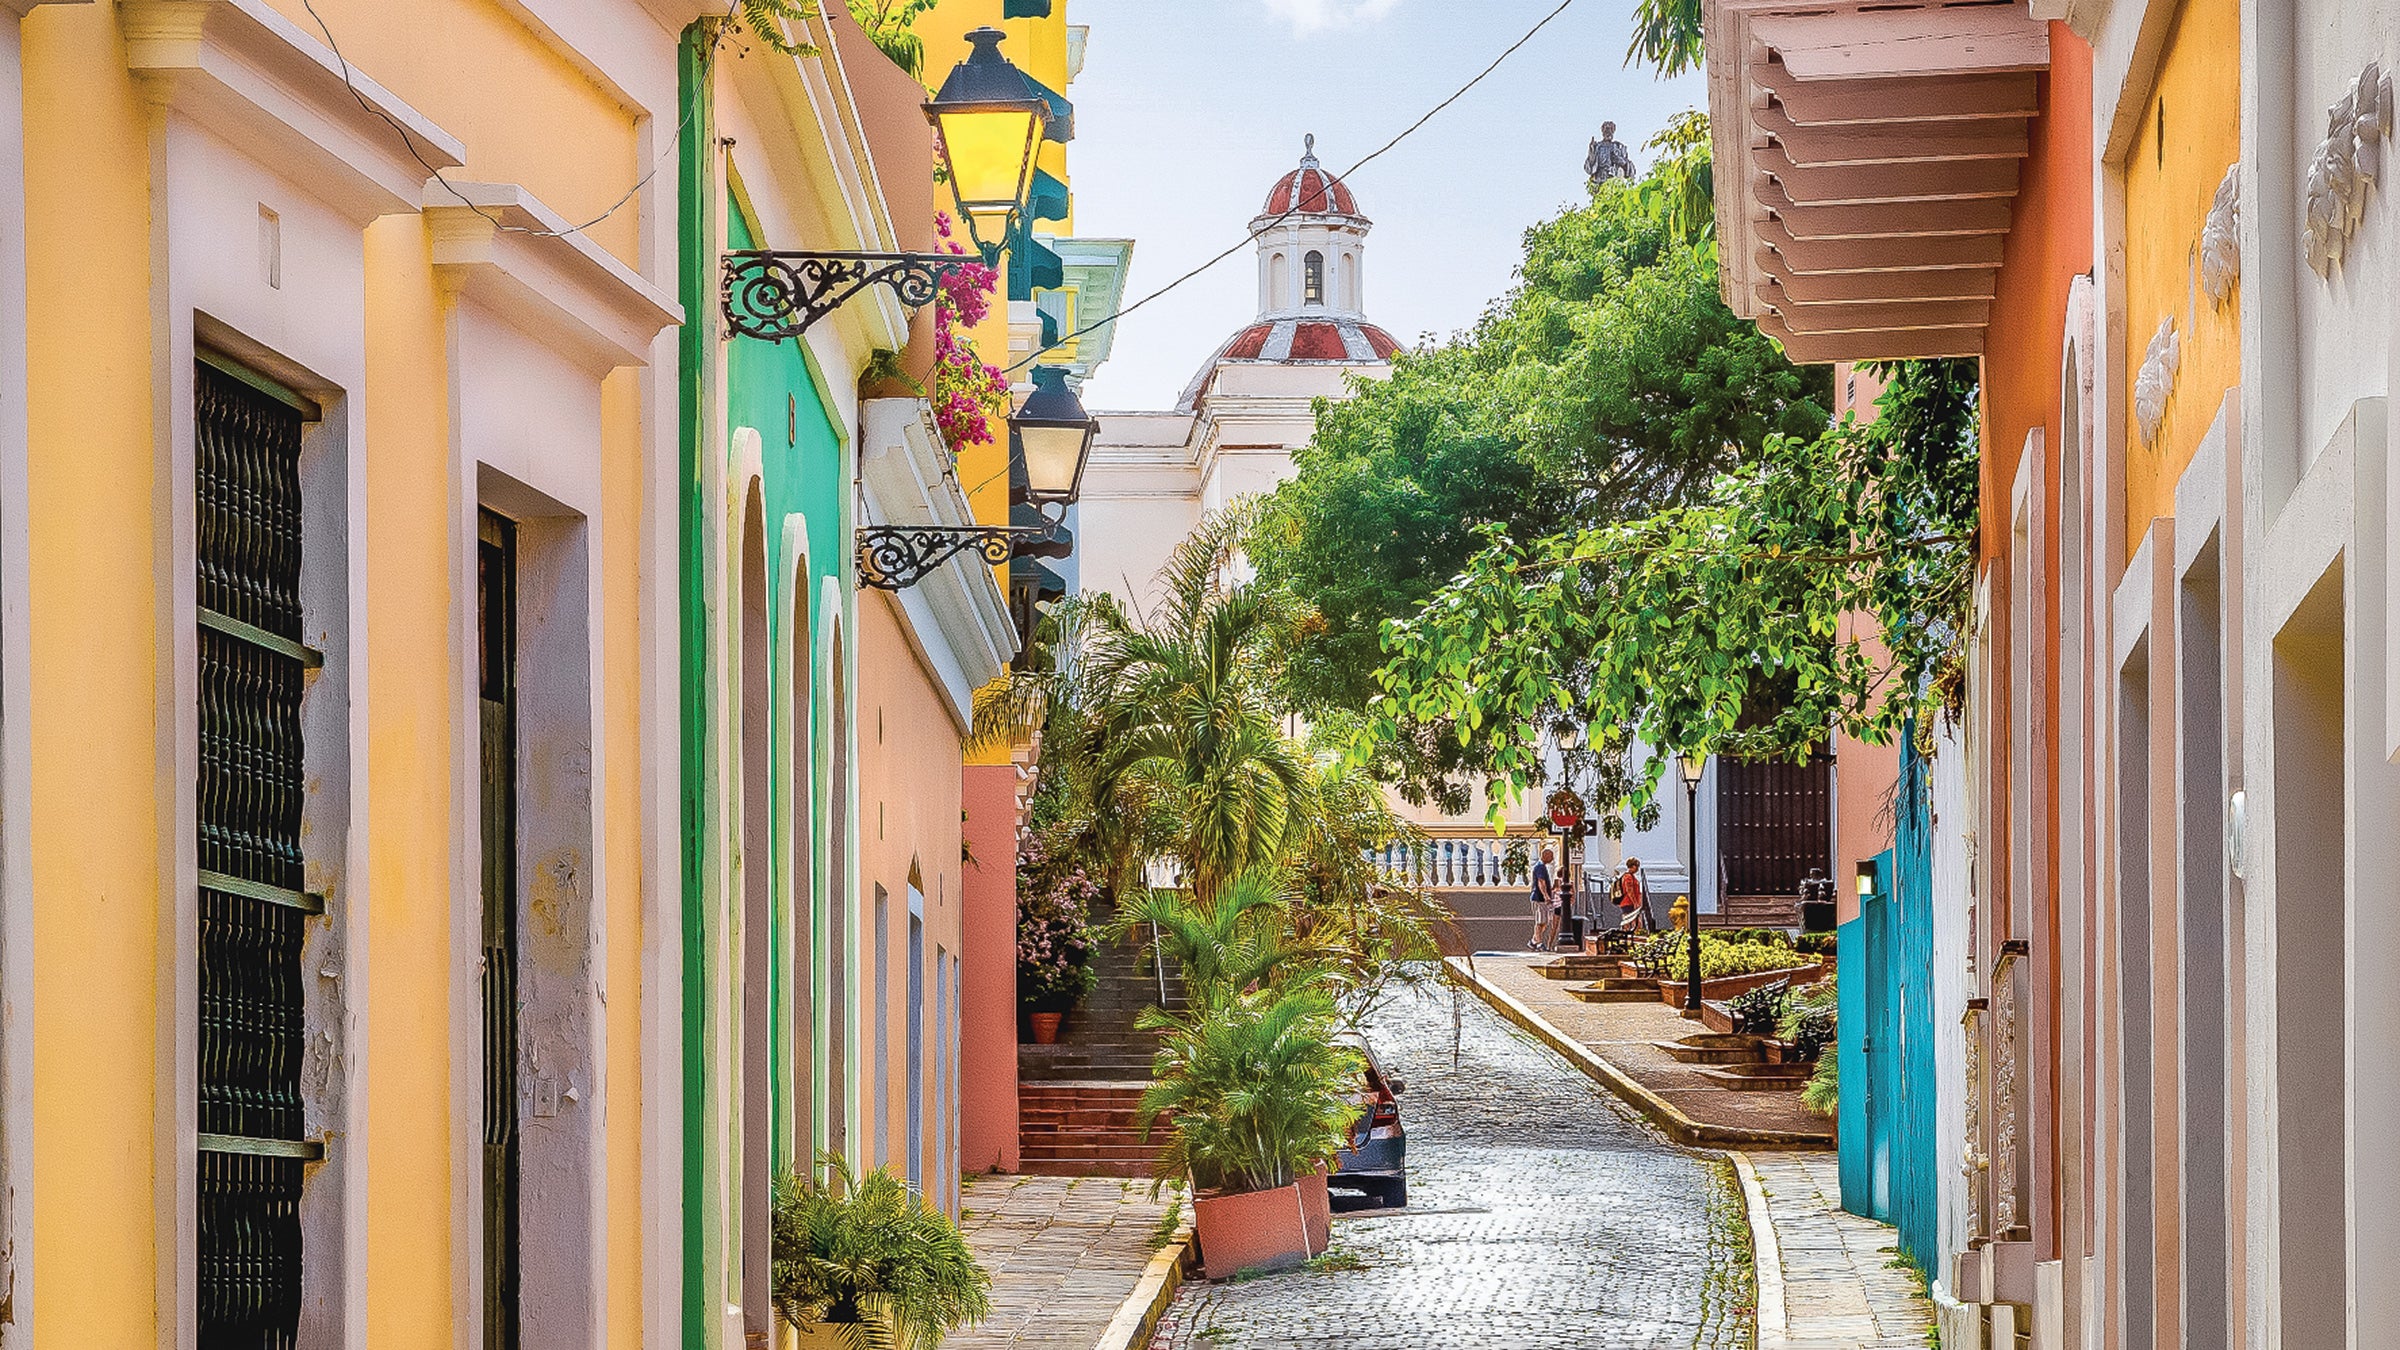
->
[11,1,685,1344]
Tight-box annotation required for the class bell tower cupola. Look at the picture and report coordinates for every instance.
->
[1251,134,1373,321]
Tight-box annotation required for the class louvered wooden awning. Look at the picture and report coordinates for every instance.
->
[1703,0,2050,363]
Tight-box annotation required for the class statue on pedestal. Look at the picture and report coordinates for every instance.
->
[1585,120,1636,184]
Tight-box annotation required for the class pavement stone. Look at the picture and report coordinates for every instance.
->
[1465,953,1833,1142]
[951,1173,1178,1350]
[1148,983,1753,1350]
[1750,1151,1933,1350]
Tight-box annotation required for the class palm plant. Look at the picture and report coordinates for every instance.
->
[770,1153,992,1349]
[1114,871,1316,1014]
[1075,507,1314,906]
[1136,988,1362,1195]
[844,0,936,77]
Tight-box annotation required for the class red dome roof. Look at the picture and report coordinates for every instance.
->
[1177,317,1402,410]
[1263,138,1361,218]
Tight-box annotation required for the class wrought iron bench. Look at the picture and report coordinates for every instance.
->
[1726,978,1793,1037]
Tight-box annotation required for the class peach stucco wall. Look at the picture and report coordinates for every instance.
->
[854,594,969,1195]
[960,763,1022,1172]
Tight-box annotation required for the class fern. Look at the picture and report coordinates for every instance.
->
[735,0,821,57]
[770,1153,992,1348]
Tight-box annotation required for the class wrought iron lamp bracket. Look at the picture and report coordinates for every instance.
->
[721,249,989,342]
[857,508,1063,591]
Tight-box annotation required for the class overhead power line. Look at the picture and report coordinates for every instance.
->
[999,0,1584,377]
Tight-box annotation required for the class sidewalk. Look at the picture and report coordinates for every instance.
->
[951,1174,1188,1350]
[1447,953,1833,1146]
[1736,1152,1935,1349]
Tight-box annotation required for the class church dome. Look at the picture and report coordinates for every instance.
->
[1264,156,1359,218]
[1175,318,1401,410]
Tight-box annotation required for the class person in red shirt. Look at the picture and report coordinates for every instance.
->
[1615,857,1651,933]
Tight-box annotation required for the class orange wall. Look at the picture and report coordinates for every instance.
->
[1981,26,2096,562]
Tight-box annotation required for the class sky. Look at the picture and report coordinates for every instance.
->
[1061,0,1706,411]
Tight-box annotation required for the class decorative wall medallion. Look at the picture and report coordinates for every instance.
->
[2201,163,2240,304]
[2304,61,2394,279]
[2134,315,2181,449]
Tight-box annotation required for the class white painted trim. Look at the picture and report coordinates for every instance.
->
[855,399,1017,727]
[424,181,683,373]
[121,0,465,224]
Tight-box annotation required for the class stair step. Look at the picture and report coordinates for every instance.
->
[1695,1064,1811,1091]
[1568,984,1660,1004]
[1656,1035,1770,1064]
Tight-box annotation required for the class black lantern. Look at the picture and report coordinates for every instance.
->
[1678,751,1706,1017]
[1010,366,1097,505]
[925,27,1051,264]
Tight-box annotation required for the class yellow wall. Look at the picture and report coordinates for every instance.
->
[18,3,659,1341]
[260,0,644,268]
[22,5,158,1341]
[2120,0,2241,555]
[360,213,458,1348]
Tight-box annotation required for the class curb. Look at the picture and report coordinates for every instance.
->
[1091,1216,1193,1350]
[1444,956,1834,1150]
[1729,1150,1788,1349]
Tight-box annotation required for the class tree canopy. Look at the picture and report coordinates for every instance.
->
[1250,122,1828,813]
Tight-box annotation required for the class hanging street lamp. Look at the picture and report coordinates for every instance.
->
[720,28,1049,340]
[857,366,1099,591]
[1679,751,1707,1017]
[925,26,1053,265]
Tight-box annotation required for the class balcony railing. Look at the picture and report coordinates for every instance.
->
[1372,825,1549,890]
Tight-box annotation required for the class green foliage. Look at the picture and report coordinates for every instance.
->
[1366,360,1977,821]
[736,0,822,56]
[846,0,936,78]
[1252,128,1826,817]
[1625,0,1704,74]
[1070,509,1315,906]
[1115,874,1317,1016]
[770,1153,992,1349]
[1641,933,1821,982]
[1136,987,1363,1195]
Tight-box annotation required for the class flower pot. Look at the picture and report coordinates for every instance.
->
[1192,1181,1313,1280]
[1298,1167,1332,1256]
[1028,1011,1065,1045]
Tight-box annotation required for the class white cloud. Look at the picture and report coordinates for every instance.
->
[1259,0,1402,34]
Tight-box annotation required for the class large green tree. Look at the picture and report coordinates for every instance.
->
[1251,121,1827,812]
[1366,360,1980,821]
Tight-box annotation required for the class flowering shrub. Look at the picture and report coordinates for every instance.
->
[1016,836,1099,1011]
[930,213,1009,453]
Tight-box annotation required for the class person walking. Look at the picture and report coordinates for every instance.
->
[1528,846,1558,951]
[1615,857,1651,933]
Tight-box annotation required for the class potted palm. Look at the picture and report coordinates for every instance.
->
[770,1153,992,1348]
[1138,987,1361,1280]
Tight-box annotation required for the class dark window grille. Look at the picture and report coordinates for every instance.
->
[479,511,521,1350]
[194,359,310,1350]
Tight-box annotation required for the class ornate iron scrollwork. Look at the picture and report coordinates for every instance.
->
[857,521,1058,591]
[722,251,978,342]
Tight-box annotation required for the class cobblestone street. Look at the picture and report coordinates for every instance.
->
[1150,980,1754,1350]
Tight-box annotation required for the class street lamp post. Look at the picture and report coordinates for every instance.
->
[1679,752,1706,1017]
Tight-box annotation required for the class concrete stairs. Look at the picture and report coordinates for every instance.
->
[1652,1032,1812,1091]
[1016,1082,1160,1177]
[1017,920,1183,1177]
[1567,976,1660,1004]
[1699,894,1801,929]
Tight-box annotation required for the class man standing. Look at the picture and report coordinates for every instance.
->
[1585,120,1637,185]
[1529,846,1558,951]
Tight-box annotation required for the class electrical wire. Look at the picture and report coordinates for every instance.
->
[299,0,748,240]
[955,0,1584,506]
[997,0,1582,378]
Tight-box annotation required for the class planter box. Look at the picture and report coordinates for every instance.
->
[1193,1181,1313,1280]
[1298,1167,1331,1256]
[1650,961,1825,1006]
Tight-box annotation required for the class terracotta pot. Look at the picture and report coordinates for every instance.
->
[1298,1167,1331,1256]
[1028,1011,1064,1045]
[1192,1181,1312,1280]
